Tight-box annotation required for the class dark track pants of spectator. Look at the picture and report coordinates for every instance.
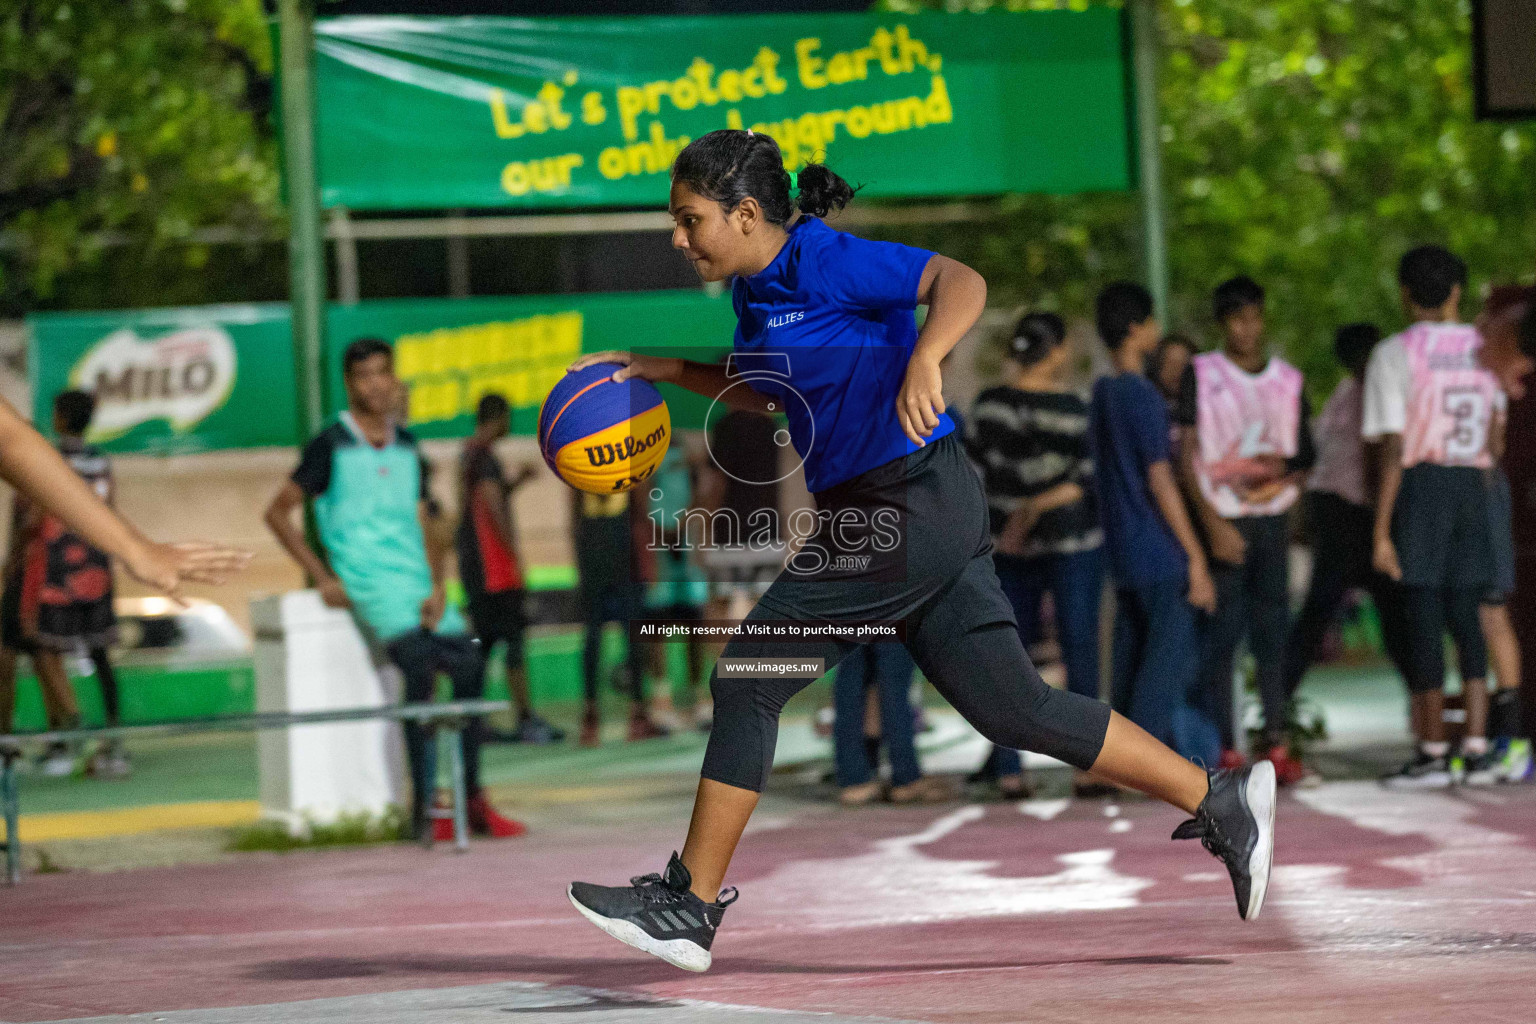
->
[1112,573,1218,765]
[1201,514,1290,750]
[386,629,486,826]
[985,548,1105,777]
[581,584,646,704]
[833,642,923,789]
[1284,491,1412,695]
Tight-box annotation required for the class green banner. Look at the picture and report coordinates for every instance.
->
[27,304,300,454]
[29,292,737,452]
[325,290,736,439]
[312,10,1130,210]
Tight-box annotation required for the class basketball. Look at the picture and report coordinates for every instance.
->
[538,362,671,494]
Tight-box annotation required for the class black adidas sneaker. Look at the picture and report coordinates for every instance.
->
[1172,760,1277,921]
[1380,750,1451,789]
[568,853,737,972]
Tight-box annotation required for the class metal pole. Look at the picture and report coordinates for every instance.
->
[3,753,20,884]
[330,207,359,306]
[1130,0,1171,323]
[279,0,328,436]
[444,725,469,853]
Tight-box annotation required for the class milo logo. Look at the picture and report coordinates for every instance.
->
[582,422,667,467]
[70,327,236,440]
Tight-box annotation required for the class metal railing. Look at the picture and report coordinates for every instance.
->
[0,699,510,885]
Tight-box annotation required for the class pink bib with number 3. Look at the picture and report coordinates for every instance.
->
[1400,322,1502,469]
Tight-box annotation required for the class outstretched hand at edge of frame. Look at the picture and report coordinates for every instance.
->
[123,541,254,606]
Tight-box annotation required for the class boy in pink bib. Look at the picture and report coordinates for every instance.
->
[1176,276,1315,783]
[1364,246,1504,788]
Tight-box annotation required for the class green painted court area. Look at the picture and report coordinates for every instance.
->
[5,659,1409,821]
[7,621,673,733]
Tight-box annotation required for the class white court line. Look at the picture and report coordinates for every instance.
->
[739,805,1153,929]
[1019,798,1068,821]
[17,786,1535,960]
[1262,782,1536,989]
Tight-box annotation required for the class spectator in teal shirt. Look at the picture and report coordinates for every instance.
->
[265,338,523,842]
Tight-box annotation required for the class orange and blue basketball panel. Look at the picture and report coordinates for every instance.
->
[538,362,671,494]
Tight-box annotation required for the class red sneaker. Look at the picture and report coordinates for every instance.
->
[627,709,671,742]
[469,795,527,838]
[1266,745,1307,787]
[1218,748,1247,771]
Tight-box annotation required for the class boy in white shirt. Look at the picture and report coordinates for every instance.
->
[1364,246,1505,788]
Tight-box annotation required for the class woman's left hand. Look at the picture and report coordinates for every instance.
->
[123,540,253,605]
[897,353,946,446]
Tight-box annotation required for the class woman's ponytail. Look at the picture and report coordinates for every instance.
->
[795,163,858,218]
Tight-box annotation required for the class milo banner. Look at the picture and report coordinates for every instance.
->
[311,10,1130,210]
[29,291,736,452]
[325,290,737,440]
[27,304,299,454]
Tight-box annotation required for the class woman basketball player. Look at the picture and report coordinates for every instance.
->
[563,130,1275,972]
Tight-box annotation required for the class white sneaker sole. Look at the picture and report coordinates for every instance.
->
[567,885,713,973]
[1244,760,1276,921]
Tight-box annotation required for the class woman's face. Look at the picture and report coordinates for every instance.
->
[1157,343,1192,399]
[669,181,751,282]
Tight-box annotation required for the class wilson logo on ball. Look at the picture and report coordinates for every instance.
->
[584,423,667,467]
[538,362,672,494]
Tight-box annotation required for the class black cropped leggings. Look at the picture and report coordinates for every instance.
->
[701,601,1112,793]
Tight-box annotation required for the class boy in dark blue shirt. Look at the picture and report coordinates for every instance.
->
[1089,283,1218,764]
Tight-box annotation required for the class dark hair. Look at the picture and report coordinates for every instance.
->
[343,337,393,376]
[53,390,96,435]
[1096,281,1155,351]
[671,129,856,224]
[1333,322,1381,376]
[1007,312,1066,368]
[476,392,510,424]
[1212,275,1265,323]
[1398,245,1466,309]
[1147,333,1196,384]
[1158,332,1197,357]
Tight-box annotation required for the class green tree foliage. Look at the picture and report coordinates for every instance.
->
[4,0,1534,398]
[0,0,279,314]
[878,0,1536,393]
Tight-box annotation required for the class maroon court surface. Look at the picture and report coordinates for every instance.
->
[4,782,1535,1023]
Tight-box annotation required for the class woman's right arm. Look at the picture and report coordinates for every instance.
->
[565,351,777,414]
